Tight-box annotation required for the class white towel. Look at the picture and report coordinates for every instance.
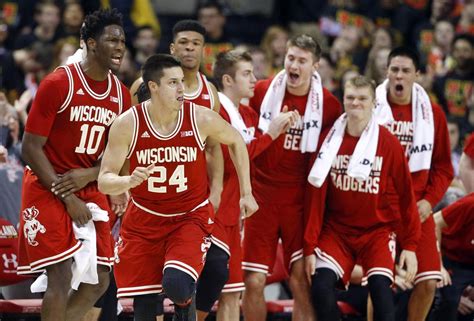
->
[308,113,379,187]
[218,92,255,144]
[66,48,85,64]
[375,79,434,172]
[31,203,109,293]
[258,69,323,153]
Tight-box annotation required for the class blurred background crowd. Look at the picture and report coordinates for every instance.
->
[0,0,472,317]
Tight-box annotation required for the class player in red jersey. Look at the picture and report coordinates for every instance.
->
[242,34,341,321]
[16,9,131,321]
[129,20,226,321]
[98,54,257,321]
[434,193,474,321]
[192,50,297,321]
[374,47,454,321]
[460,133,474,193]
[305,76,420,321]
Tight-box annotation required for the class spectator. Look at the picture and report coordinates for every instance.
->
[318,53,338,94]
[14,1,61,50]
[132,25,159,70]
[432,34,474,134]
[197,1,234,78]
[456,2,474,34]
[0,19,23,102]
[59,0,84,39]
[260,25,289,76]
[51,36,80,69]
[247,46,270,80]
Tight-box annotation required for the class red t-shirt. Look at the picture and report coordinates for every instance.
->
[441,193,474,265]
[385,99,453,207]
[127,101,209,215]
[249,78,342,204]
[25,63,131,174]
[216,103,273,226]
[304,127,421,256]
[464,133,474,158]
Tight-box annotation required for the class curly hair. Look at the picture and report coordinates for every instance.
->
[80,8,123,42]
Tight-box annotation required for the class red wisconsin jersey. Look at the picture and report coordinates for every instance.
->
[25,63,131,174]
[126,101,209,215]
[249,78,342,205]
[184,72,216,110]
[464,133,474,158]
[304,127,421,256]
[217,104,273,226]
[441,193,474,265]
[384,100,453,206]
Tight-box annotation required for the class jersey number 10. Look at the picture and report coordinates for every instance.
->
[148,165,188,193]
[75,124,106,154]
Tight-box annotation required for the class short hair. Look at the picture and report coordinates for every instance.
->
[80,9,123,43]
[287,34,322,61]
[136,25,159,38]
[172,20,206,40]
[214,50,253,90]
[345,75,376,99]
[387,46,420,71]
[142,54,181,87]
[453,33,474,48]
[136,81,151,103]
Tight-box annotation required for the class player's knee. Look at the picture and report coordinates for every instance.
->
[203,246,229,286]
[311,268,337,295]
[45,260,72,294]
[134,293,160,321]
[162,267,196,304]
[415,279,437,296]
[244,271,266,293]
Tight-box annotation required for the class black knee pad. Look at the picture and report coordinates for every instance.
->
[162,267,196,305]
[368,275,395,321]
[196,245,229,312]
[311,268,340,321]
[133,293,160,321]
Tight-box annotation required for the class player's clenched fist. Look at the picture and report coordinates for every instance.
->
[128,163,155,188]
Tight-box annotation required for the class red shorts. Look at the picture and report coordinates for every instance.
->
[211,217,230,257]
[115,202,213,298]
[17,169,114,275]
[315,224,396,288]
[242,201,304,274]
[222,225,244,293]
[413,216,441,284]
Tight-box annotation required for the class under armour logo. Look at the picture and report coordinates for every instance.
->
[2,253,18,270]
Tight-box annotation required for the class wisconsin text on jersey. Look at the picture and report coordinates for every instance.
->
[69,105,117,126]
[330,155,383,194]
[136,146,198,164]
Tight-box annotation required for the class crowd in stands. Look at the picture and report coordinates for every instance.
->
[0,0,472,320]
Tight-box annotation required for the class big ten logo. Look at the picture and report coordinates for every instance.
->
[200,236,212,263]
[283,119,304,151]
[2,253,18,272]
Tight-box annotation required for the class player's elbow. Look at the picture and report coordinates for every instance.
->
[97,173,109,194]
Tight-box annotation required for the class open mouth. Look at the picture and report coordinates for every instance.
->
[111,55,122,65]
[395,84,404,94]
[289,72,299,82]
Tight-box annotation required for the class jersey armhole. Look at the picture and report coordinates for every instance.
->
[126,106,140,159]
[56,65,74,114]
[112,73,124,115]
[190,103,206,150]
